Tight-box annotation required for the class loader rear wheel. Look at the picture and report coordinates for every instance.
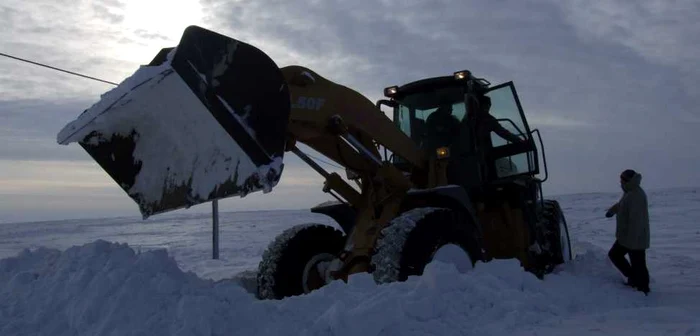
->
[542,199,572,264]
[531,200,572,275]
[370,207,483,284]
[256,223,345,300]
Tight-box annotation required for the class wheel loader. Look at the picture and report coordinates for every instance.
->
[56,26,572,300]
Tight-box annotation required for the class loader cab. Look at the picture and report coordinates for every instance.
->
[383,71,542,189]
[382,71,554,270]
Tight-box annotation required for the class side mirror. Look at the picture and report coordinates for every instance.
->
[376,99,398,109]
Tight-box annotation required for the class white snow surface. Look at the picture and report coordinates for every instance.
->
[55,55,281,217]
[1,188,700,335]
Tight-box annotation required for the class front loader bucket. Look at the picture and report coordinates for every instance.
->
[57,25,291,219]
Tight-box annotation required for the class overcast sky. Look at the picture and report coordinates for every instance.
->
[1,0,698,223]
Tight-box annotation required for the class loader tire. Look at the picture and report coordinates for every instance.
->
[370,207,483,284]
[532,200,572,275]
[256,223,345,300]
[543,199,572,264]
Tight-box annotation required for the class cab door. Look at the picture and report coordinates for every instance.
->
[475,82,541,269]
[483,82,539,179]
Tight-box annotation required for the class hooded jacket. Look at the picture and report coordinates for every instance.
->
[607,173,650,250]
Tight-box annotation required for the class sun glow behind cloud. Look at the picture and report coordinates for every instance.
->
[123,0,204,33]
[115,0,206,64]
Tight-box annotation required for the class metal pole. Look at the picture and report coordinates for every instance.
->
[212,199,219,259]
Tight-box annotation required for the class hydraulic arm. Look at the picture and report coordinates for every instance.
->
[280,65,429,276]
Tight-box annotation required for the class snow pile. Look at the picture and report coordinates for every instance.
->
[2,240,698,336]
[54,48,282,218]
[0,240,253,336]
[2,188,700,335]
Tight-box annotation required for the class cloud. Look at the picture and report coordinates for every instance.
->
[0,99,95,161]
[551,1,700,70]
[200,0,699,146]
[90,0,126,24]
[0,161,116,195]
[0,0,699,222]
[527,113,593,128]
[0,0,205,101]
[0,155,340,222]
[549,0,700,105]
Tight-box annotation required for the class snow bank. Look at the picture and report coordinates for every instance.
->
[3,240,697,336]
[3,188,700,335]
[0,240,253,336]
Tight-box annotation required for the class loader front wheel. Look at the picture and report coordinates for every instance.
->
[256,223,345,300]
[370,207,483,284]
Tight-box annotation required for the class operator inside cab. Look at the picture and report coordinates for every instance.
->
[423,102,460,150]
[467,95,526,181]
[422,95,523,154]
[468,95,523,146]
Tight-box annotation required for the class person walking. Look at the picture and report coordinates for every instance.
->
[605,169,651,295]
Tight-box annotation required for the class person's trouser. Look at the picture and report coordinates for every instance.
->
[608,240,650,291]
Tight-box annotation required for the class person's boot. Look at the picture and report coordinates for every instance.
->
[638,285,650,296]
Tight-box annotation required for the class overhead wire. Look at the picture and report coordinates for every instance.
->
[0,52,118,86]
[305,153,344,170]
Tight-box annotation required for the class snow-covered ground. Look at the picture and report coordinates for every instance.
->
[0,187,699,335]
